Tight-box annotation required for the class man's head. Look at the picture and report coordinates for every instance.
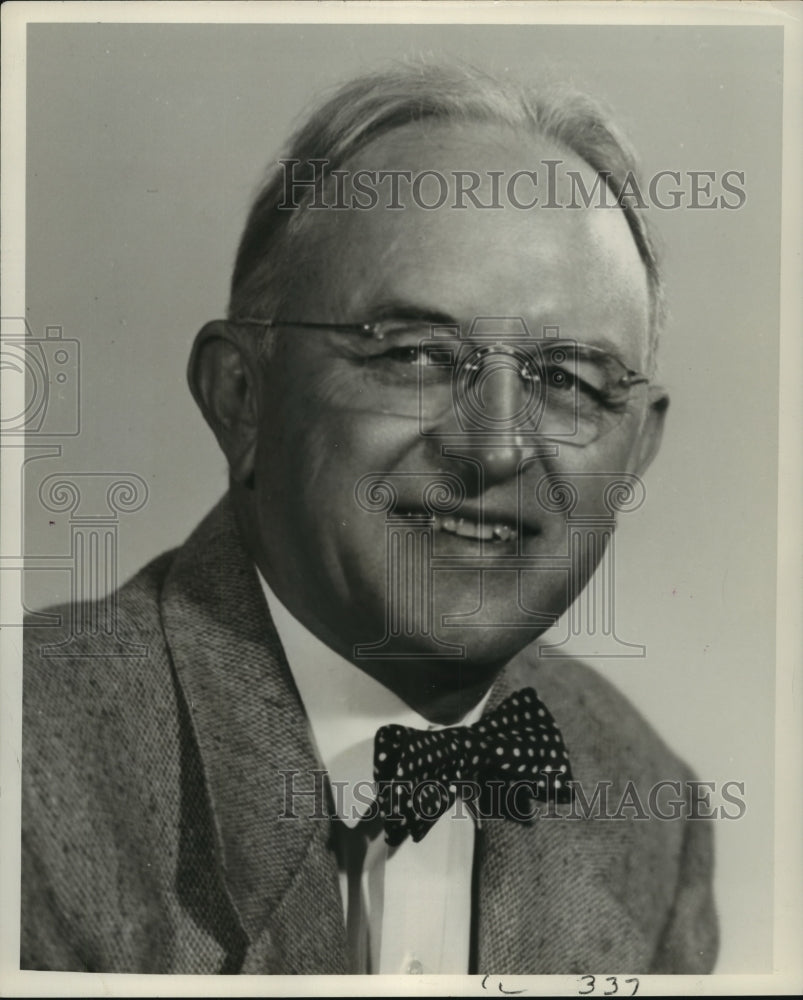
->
[189,62,669,720]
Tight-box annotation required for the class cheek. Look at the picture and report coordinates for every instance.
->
[259,403,417,526]
[530,420,647,523]
[575,407,647,471]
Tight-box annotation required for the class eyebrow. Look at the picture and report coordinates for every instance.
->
[365,300,459,327]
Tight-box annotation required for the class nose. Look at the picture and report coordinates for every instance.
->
[430,347,547,487]
[472,351,535,422]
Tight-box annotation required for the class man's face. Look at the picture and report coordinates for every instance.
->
[248,122,659,680]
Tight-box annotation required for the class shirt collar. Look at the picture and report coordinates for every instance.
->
[258,572,491,827]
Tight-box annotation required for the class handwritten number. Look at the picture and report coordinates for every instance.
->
[480,974,526,995]
[485,971,638,997]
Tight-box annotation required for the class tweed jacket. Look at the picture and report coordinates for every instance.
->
[21,495,718,975]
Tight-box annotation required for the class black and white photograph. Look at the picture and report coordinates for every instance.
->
[1,2,801,996]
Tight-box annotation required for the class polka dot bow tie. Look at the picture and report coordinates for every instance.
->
[373,687,574,846]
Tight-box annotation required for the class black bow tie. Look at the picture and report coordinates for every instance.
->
[373,687,574,846]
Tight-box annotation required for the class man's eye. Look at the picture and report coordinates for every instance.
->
[545,365,625,412]
[356,341,431,384]
[546,365,574,391]
[378,344,426,365]
[546,365,595,395]
[547,361,616,397]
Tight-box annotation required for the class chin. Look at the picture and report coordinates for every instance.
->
[439,625,545,669]
[351,615,543,669]
[342,566,566,669]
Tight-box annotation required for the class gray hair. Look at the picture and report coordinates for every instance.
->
[228,60,665,361]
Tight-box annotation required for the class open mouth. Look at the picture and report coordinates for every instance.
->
[392,507,535,543]
[433,515,517,542]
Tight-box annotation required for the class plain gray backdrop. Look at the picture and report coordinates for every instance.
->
[23,22,783,972]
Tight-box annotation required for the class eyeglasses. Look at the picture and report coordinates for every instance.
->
[231,315,651,446]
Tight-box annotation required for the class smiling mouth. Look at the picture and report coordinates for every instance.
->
[432,514,518,542]
[392,508,534,543]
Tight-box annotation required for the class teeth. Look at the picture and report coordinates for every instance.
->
[435,516,517,542]
[456,518,494,540]
[492,524,515,542]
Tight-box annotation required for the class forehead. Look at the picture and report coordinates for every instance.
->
[286,121,650,363]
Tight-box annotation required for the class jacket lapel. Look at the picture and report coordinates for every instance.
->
[160,496,347,973]
[475,666,650,973]
[475,812,649,973]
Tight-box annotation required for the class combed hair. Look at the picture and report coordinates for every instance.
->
[229,60,665,357]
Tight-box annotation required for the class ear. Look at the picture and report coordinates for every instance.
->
[630,385,670,476]
[188,320,260,486]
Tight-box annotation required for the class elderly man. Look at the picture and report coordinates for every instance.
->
[22,63,717,975]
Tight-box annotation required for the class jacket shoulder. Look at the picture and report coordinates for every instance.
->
[22,545,185,799]
[24,547,178,711]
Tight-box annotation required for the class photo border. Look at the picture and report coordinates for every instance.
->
[2,2,800,996]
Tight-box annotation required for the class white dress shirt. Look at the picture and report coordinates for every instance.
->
[258,573,491,974]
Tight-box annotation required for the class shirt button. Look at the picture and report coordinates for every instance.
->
[406,958,424,974]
